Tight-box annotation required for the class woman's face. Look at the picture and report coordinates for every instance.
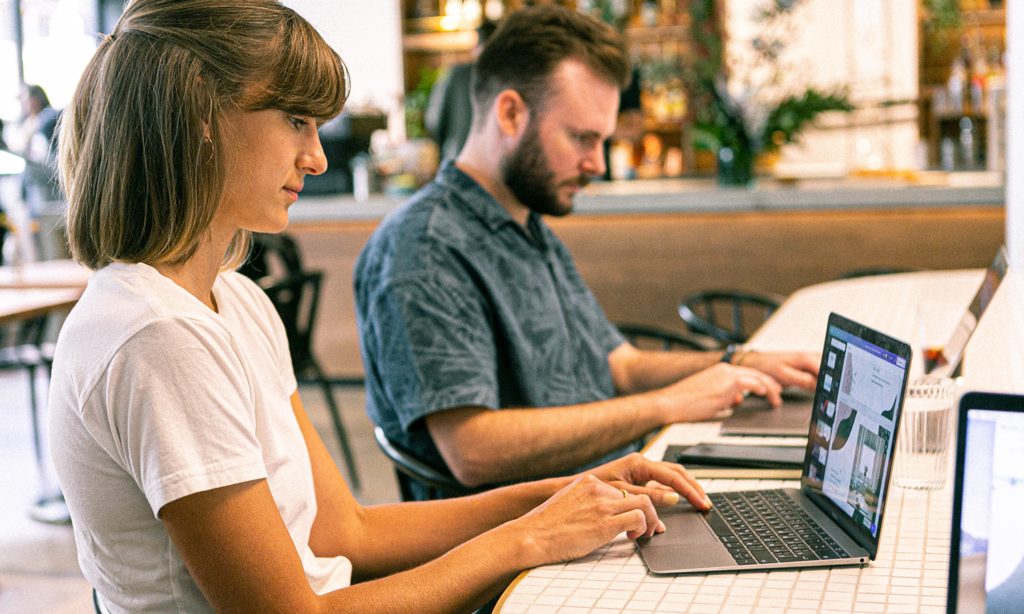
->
[213,108,326,237]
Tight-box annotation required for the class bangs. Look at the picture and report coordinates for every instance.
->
[247,12,349,122]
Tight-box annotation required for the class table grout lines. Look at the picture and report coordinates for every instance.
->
[501,480,952,614]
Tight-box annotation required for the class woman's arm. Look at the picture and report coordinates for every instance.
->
[297,393,711,581]
[160,450,663,613]
[159,392,708,613]
[294,391,566,579]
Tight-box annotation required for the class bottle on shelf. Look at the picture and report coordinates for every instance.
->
[947,56,966,115]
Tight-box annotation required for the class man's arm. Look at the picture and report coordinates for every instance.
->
[426,362,782,486]
[607,342,820,395]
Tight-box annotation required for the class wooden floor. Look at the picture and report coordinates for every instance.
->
[289,205,1006,378]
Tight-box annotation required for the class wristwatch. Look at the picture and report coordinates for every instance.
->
[720,343,740,364]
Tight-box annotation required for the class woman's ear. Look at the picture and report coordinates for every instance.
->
[493,89,530,140]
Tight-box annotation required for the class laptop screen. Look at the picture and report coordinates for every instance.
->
[801,313,911,558]
[948,393,1024,614]
[928,246,1008,378]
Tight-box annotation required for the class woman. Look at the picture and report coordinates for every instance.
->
[50,1,711,612]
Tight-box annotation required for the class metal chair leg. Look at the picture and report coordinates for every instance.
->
[310,363,360,492]
[27,363,45,482]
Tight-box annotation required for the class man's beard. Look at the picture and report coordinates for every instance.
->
[501,121,589,217]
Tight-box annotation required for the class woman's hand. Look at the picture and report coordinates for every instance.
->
[504,453,714,569]
[584,452,711,510]
[507,474,662,568]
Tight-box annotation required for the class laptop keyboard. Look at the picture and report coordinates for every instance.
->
[705,490,850,565]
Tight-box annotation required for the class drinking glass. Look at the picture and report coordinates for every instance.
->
[894,376,957,490]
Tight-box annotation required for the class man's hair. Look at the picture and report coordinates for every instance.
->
[476,19,498,46]
[471,5,630,122]
[60,0,348,270]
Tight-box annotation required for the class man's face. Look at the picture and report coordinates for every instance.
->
[501,60,620,217]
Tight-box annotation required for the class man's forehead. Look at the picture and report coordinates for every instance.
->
[543,59,620,132]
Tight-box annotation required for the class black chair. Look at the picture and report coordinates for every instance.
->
[259,271,360,491]
[0,317,55,489]
[373,426,483,501]
[615,323,712,351]
[238,233,304,282]
[678,290,784,348]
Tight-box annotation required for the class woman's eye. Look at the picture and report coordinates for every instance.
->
[289,116,308,129]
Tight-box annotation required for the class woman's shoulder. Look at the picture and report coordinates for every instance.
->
[215,270,279,322]
[54,264,240,398]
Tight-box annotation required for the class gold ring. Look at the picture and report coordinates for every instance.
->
[621,489,629,499]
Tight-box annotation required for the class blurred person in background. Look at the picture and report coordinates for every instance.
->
[425,20,498,164]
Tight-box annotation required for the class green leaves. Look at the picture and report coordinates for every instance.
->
[761,89,854,153]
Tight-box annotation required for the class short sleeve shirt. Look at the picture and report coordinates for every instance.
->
[355,162,633,477]
[49,264,352,612]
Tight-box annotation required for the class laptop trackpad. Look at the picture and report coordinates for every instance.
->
[637,503,735,571]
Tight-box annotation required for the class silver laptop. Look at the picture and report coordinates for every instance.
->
[637,313,911,574]
[947,392,1024,613]
[720,246,1008,437]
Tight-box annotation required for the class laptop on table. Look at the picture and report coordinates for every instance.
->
[720,246,1008,437]
[947,392,1024,614]
[638,312,912,574]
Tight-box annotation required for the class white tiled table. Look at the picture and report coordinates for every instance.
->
[496,269,1024,614]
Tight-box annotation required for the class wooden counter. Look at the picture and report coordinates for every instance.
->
[288,179,1005,378]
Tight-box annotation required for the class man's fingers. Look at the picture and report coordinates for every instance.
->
[786,367,818,390]
[734,368,783,406]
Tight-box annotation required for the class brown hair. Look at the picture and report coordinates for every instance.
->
[472,5,630,121]
[60,0,348,270]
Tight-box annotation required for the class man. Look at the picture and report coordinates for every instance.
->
[355,6,818,499]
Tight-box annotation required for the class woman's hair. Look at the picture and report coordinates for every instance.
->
[60,0,348,270]
[472,5,630,122]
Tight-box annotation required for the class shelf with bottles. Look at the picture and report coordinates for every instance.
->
[403,29,478,53]
[402,1,695,38]
[918,1,1005,171]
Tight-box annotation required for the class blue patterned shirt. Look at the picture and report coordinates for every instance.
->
[354,162,637,487]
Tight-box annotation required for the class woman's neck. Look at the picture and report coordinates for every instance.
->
[152,238,229,312]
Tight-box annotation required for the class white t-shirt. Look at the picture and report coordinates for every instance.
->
[48,263,351,613]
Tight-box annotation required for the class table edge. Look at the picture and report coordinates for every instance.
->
[493,569,531,613]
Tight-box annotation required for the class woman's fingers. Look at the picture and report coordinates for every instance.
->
[609,454,711,510]
[603,489,661,538]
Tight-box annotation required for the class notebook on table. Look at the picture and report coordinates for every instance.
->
[720,246,1008,438]
[637,312,911,574]
[947,392,1024,614]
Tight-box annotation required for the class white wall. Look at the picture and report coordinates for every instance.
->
[281,0,404,118]
[1008,1,1023,269]
[724,0,919,176]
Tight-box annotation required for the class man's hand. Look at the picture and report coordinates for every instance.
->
[653,362,783,423]
[583,452,711,511]
[740,352,820,391]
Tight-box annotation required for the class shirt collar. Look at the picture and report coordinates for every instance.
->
[437,161,517,231]
[437,161,550,250]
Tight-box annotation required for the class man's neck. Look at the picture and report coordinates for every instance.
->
[454,155,531,228]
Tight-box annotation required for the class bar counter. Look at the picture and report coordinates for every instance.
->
[284,175,1006,378]
[288,173,1005,222]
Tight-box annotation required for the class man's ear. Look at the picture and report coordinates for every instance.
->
[493,89,530,139]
